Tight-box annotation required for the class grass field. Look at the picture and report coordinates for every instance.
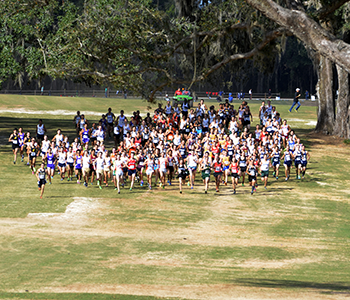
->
[0,95,350,300]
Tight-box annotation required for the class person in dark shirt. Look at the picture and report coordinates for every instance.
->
[289,88,301,112]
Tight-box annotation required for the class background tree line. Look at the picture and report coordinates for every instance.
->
[0,0,349,137]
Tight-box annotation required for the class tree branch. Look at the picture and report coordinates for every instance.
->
[316,0,350,20]
[196,28,288,81]
[245,0,350,73]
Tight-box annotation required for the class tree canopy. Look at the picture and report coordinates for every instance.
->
[1,0,350,136]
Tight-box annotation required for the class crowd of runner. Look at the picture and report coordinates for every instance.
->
[8,98,310,198]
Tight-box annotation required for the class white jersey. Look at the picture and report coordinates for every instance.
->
[55,134,63,146]
[82,156,90,168]
[118,115,126,127]
[58,152,66,164]
[41,140,50,153]
[37,124,45,135]
[261,159,270,171]
[165,104,172,114]
[67,152,74,164]
[104,156,111,168]
[96,157,104,170]
[187,155,198,168]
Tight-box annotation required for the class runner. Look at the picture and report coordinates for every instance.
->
[44,148,55,184]
[66,146,75,181]
[95,151,105,189]
[106,107,115,138]
[82,150,91,187]
[230,157,240,194]
[36,119,46,144]
[187,150,198,189]
[103,150,111,187]
[199,152,211,194]
[212,154,222,193]
[29,138,38,174]
[74,149,83,184]
[247,159,258,195]
[271,146,281,180]
[260,154,270,190]
[177,158,188,194]
[127,151,137,191]
[281,146,292,181]
[300,145,310,179]
[8,128,20,164]
[36,163,48,199]
[113,153,124,193]
[57,147,67,181]
[159,152,167,188]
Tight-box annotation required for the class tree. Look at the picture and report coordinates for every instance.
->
[245,0,350,137]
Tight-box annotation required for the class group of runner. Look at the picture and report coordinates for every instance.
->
[8,98,310,198]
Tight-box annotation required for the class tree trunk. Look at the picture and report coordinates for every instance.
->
[315,56,334,134]
[334,65,350,138]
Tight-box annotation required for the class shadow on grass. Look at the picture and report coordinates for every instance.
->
[234,278,350,291]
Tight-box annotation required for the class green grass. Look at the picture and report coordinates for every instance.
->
[0,95,350,299]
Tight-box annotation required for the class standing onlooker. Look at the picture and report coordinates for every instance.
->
[305,90,309,100]
[41,86,44,95]
[289,88,301,112]
[249,89,252,100]
[268,89,271,99]
[105,87,108,98]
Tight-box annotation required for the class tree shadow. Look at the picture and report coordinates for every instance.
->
[234,278,350,292]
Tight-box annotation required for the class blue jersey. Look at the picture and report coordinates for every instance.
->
[75,155,82,169]
[47,154,55,167]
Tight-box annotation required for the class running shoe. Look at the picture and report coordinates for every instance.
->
[242,183,244,186]
[276,177,278,180]
[149,185,152,190]
[32,171,34,175]
[40,196,42,199]
[187,182,190,187]
[13,161,16,164]
[61,178,63,181]
[167,180,170,184]
[264,186,267,190]
[140,183,143,187]
[225,181,227,186]
[67,178,70,181]
[216,189,219,192]
[49,182,52,185]
[205,190,207,194]
[27,162,29,166]
[254,187,257,192]
[191,187,193,189]
[298,176,301,179]
[33,167,36,172]
[162,185,165,189]
[285,178,288,181]
[99,185,102,190]
[130,187,132,191]
[233,190,236,194]
[180,191,182,194]
[21,158,23,162]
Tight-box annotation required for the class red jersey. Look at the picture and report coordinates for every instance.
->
[230,162,239,174]
[213,162,222,173]
[127,158,136,170]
